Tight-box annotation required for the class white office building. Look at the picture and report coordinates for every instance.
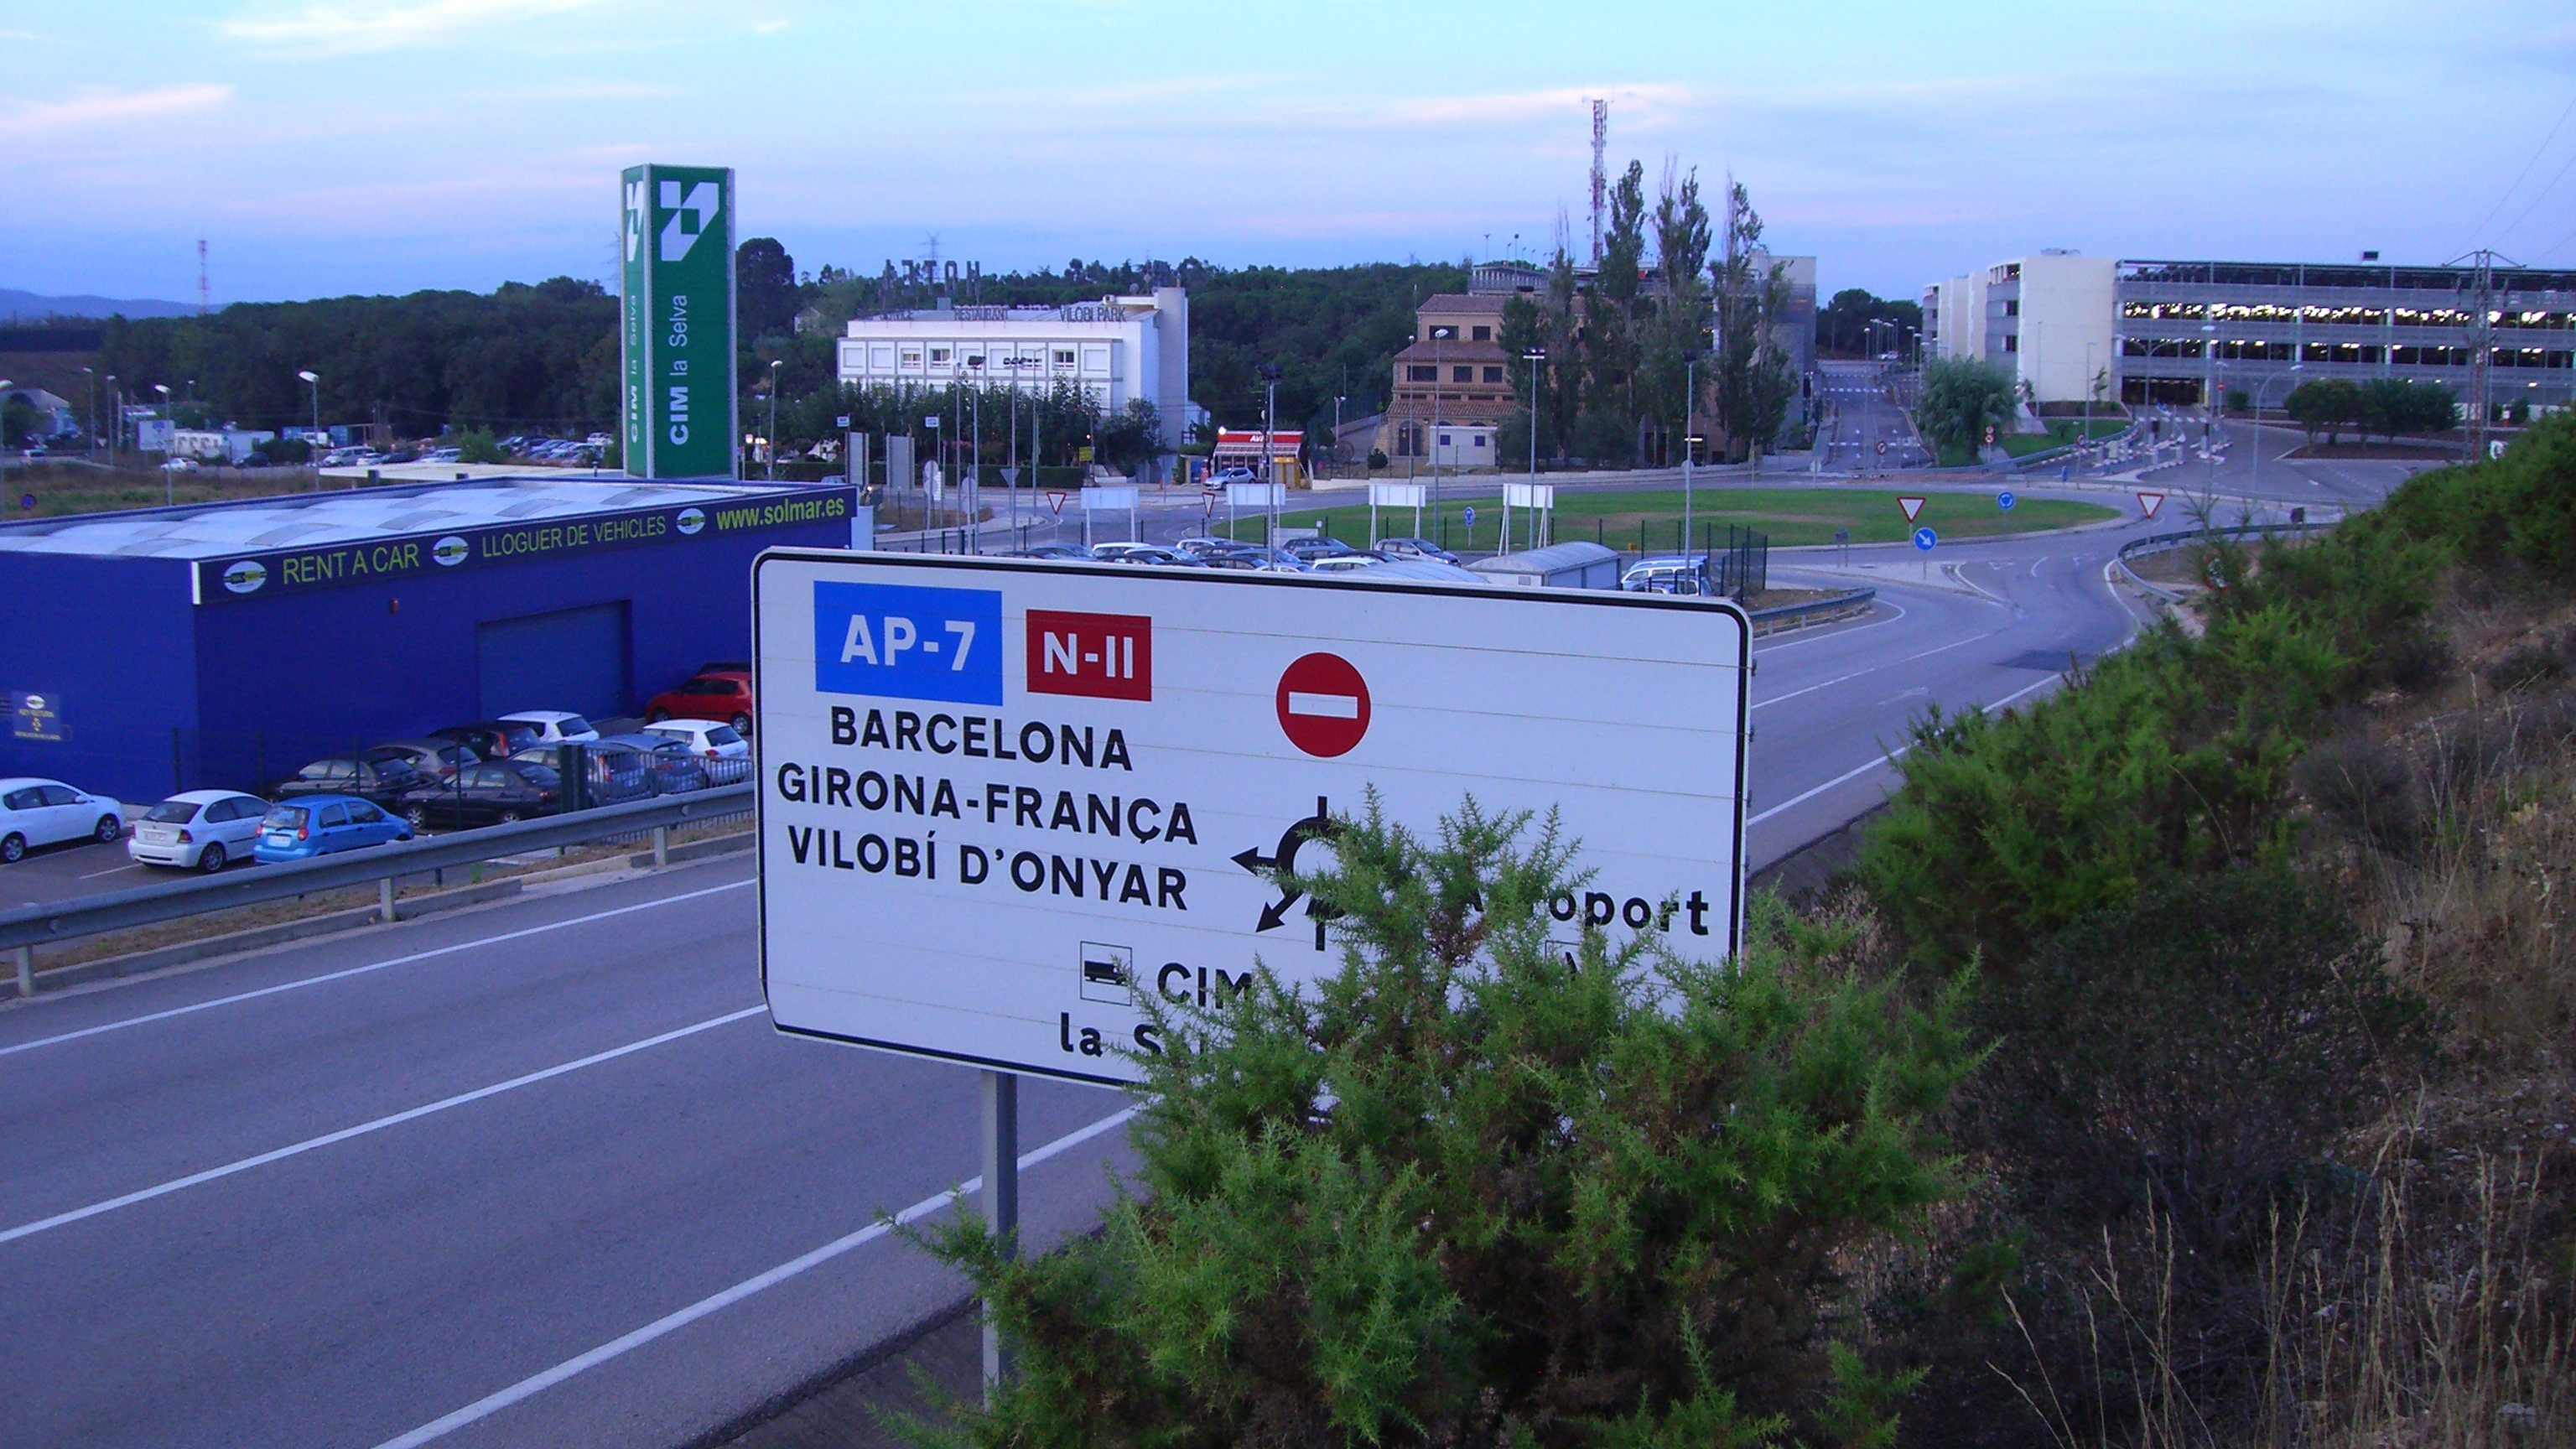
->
[834,288,1199,448]
[1922,252,2117,407]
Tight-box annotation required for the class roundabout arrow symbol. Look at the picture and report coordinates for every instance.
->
[1233,796,1337,946]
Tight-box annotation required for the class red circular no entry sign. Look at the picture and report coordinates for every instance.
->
[1275,652,1371,757]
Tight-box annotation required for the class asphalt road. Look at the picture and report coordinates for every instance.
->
[0,470,2422,1448]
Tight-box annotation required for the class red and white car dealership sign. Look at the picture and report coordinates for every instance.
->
[754,553,1752,1084]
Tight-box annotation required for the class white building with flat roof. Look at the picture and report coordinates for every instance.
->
[1924,252,2116,406]
[834,288,1199,447]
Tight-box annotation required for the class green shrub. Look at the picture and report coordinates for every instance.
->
[912,798,1974,1448]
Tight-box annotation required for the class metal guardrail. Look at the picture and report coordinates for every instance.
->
[1748,587,1876,629]
[3,783,753,994]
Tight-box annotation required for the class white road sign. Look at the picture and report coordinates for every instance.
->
[1504,482,1556,509]
[1368,482,1427,508]
[754,553,1752,1084]
[1227,482,1285,508]
[1082,486,1139,512]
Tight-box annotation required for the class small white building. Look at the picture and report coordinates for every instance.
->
[170,428,278,463]
[1431,423,1495,467]
[1923,252,2117,407]
[834,288,1200,450]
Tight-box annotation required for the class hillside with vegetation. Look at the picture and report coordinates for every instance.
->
[906,418,2576,1448]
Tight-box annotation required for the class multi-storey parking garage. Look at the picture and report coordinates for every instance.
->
[2116,259,2576,412]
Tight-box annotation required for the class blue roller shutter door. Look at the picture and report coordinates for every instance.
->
[477,602,631,721]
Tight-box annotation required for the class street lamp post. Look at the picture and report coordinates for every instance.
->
[2202,322,2220,494]
[79,366,95,460]
[766,360,782,480]
[1427,325,1453,547]
[1258,362,1283,548]
[153,385,174,504]
[1523,348,1545,532]
[104,376,117,468]
[1682,349,1700,558]
[298,370,320,489]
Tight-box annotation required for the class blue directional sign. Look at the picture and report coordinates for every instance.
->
[1463,506,1477,527]
[1997,490,2016,511]
[1913,527,1938,552]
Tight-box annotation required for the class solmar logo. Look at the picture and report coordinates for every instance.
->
[430,536,470,567]
[659,180,719,263]
[222,560,267,595]
[675,507,705,535]
[1026,610,1151,702]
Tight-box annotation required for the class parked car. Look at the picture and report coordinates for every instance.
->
[1107,545,1194,567]
[1309,554,1385,574]
[397,761,562,830]
[129,790,269,873]
[1202,465,1258,495]
[1086,542,1156,561]
[1374,537,1460,564]
[1003,543,1088,561]
[428,721,543,761]
[271,756,428,809]
[644,672,755,735]
[253,794,413,862]
[363,739,479,782]
[1281,536,1366,563]
[0,777,125,864]
[1620,557,1714,595]
[498,709,600,745]
[598,733,710,793]
[694,660,753,678]
[1170,537,1235,558]
[508,743,651,805]
[638,719,750,784]
[1216,546,1317,573]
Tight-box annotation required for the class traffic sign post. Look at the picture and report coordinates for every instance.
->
[1997,490,2016,512]
[1896,495,1927,523]
[1913,524,1936,581]
[755,552,1753,1088]
[1368,481,1426,545]
[2137,491,2166,521]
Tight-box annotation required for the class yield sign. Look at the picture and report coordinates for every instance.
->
[1046,491,1067,517]
[1000,466,1021,486]
[2137,491,2166,520]
[1276,652,1370,758]
[1897,495,1928,522]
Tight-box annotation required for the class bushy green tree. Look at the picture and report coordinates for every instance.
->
[453,427,506,464]
[2284,377,2360,446]
[1708,182,1795,464]
[1910,357,2015,467]
[915,798,1973,1449]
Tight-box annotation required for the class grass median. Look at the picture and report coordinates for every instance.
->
[1209,485,2116,552]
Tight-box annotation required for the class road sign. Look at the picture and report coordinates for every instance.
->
[1000,467,1021,486]
[1046,491,1067,517]
[1875,439,1888,456]
[1226,482,1285,508]
[754,554,1753,1084]
[924,415,942,429]
[1914,527,1938,552]
[2137,491,2166,520]
[1504,482,1555,509]
[1082,486,1139,512]
[1983,426,1996,446]
[1897,496,1927,522]
[1369,482,1427,508]
[836,415,851,429]
[1997,490,2016,511]
[1462,506,1477,527]
[1275,652,1371,757]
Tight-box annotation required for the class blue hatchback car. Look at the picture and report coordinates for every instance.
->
[252,793,413,863]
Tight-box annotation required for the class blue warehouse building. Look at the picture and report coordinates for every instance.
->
[0,477,856,802]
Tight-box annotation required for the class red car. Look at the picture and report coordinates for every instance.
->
[645,671,755,735]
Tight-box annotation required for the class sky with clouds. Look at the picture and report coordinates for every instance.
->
[6,0,2574,306]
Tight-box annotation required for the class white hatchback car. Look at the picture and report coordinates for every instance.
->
[639,719,750,761]
[0,777,125,864]
[130,790,270,873]
[499,710,600,745]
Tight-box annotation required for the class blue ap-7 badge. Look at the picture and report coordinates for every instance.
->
[813,581,1003,705]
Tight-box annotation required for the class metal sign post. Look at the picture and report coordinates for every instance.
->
[979,1067,1018,1404]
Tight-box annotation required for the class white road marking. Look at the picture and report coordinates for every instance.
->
[372,1104,1144,1449]
[1752,624,2002,710]
[1752,595,1909,654]
[1747,671,2064,828]
[0,878,756,1060]
[0,1005,766,1248]
[77,863,146,880]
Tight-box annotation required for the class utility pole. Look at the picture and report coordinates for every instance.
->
[766,359,782,480]
[2449,247,2513,462]
[1428,325,1452,548]
[1587,98,1607,267]
[1682,349,1699,561]
[1259,362,1283,548]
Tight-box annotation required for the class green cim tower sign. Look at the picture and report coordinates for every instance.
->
[621,164,737,477]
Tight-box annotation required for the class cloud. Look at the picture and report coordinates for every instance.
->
[0,84,234,139]
[222,0,604,54]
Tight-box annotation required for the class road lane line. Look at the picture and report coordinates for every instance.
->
[372,1104,1145,1449]
[0,1006,766,1248]
[1747,671,2065,828]
[78,863,147,880]
[1752,623,2006,711]
[0,878,755,1060]
[1752,595,1909,654]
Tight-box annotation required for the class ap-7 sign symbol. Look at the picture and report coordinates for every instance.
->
[1232,796,1340,950]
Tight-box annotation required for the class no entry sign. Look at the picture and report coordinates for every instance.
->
[1275,652,1370,756]
[753,553,1753,1084]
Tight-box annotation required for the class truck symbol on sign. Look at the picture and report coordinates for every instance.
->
[1078,942,1134,1003]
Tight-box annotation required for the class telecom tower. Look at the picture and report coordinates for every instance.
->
[1587,99,1607,266]
[196,240,210,314]
[2450,247,2514,462]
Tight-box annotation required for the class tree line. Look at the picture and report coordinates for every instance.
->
[2282,377,2456,446]
[1498,164,1800,467]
